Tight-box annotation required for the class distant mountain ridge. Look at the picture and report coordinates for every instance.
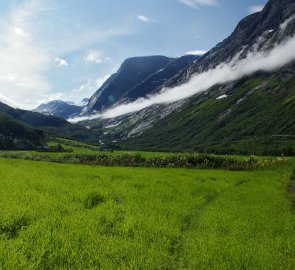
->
[34,100,83,119]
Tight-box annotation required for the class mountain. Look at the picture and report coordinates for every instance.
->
[34,100,83,119]
[85,55,199,114]
[80,54,200,139]
[118,0,295,155]
[81,98,90,106]
[0,102,101,147]
[82,0,295,155]
[85,56,175,113]
[165,0,295,86]
[121,67,295,155]
[120,55,200,100]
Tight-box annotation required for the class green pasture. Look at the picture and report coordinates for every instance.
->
[0,158,294,269]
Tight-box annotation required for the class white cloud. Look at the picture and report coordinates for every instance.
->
[280,15,295,32]
[14,27,29,37]
[69,31,295,122]
[137,15,156,23]
[84,51,102,64]
[0,0,51,109]
[55,57,69,67]
[178,0,218,9]
[185,50,207,55]
[248,5,264,14]
[0,1,136,109]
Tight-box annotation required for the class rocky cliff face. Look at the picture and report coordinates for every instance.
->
[165,0,295,88]
[85,54,200,114]
[121,55,200,100]
[86,56,174,113]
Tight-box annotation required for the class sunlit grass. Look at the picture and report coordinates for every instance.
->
[0,158,295,269]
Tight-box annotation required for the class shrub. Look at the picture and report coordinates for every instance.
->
[0,151,280,170]
[84,192,105,209]
[0,215,30,239]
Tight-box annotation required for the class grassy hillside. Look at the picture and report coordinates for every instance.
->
[122,72,295,155]
[0,113,45,150]
[0,158,294,269]
[48,138,101,153]
[0,102,101,147]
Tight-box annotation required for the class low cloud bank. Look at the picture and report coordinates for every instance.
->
[185,50,207,56]
[280,15,295,31]
[69,30,295,123]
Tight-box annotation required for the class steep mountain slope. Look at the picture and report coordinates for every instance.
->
[121,65,295,155]
[121,55,200,100]
[34,100,83,119]
[0,102,100,146]
[90,0,295,154]
[86,56,173,113]
[80,55,200,138]
[165,0,295,88]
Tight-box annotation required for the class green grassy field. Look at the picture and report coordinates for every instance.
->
[0,157,295,269]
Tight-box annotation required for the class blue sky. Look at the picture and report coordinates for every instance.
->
[0,0,267,109]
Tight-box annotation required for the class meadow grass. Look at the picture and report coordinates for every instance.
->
[0,158,295,269]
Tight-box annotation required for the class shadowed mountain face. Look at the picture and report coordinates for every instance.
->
[86,56,174,113]
[85,55,201,113]
[121,55,200,100]
[34,100,83,119]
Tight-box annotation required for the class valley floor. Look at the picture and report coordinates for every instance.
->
[0,158,295,269]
